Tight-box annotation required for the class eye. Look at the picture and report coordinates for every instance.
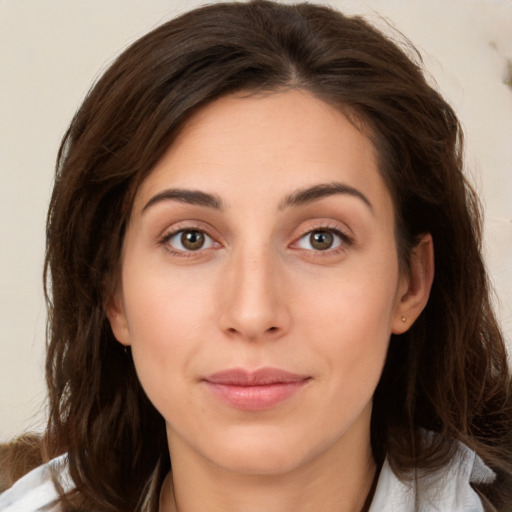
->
[296,229,346,251]
[164,229,215,252]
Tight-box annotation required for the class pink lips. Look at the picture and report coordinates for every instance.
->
[203,368,311,411]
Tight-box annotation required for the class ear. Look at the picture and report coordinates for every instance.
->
[392,234,434,334]
[105,292,131,346]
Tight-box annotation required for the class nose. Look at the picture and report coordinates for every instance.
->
[219,246,291,342]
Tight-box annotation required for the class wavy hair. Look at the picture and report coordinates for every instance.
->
[6,1,512,510]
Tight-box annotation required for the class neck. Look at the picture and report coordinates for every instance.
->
[160,414,376,512]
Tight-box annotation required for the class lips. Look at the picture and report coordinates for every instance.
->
[202,368,311,410]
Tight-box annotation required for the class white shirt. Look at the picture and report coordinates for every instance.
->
[0,442,495,512]
[0,453,70,512]
[369,442,495,511]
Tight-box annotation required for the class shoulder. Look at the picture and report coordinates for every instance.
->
[370,441,496,511]
[0,453,74,512]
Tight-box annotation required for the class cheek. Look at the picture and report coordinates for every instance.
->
[122,261,215,343]
[310,290,392,385]
[302,291,393,436]
[119,263,221,409]
[295,255,399,383]
[298,260,399,343]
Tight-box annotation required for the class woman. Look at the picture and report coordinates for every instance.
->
[1,1,511,511]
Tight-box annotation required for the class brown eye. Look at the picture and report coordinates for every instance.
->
[309,231,334,250]
[180,230,205,250]
[296,229,347,252]
[164,229,215,253]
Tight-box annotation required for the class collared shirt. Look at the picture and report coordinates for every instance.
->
[369,442,495,511]
[0,442,495,512]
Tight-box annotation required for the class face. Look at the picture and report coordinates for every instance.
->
[108,90,419,476]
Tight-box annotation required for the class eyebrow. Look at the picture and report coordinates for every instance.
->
[279,182,374,213]
[142,189,225,213]
[142,181,373,214]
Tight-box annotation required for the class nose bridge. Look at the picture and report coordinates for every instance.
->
[219,240,288,340]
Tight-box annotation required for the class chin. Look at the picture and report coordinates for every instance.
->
[212,448,307,476]
[198,426,332,476]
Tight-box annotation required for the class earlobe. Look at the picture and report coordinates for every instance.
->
[105,293,131,346]
[392,234,434,334]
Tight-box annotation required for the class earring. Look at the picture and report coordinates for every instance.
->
[401,316,407,323]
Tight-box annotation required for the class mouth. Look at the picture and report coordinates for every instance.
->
[202,368,311,411]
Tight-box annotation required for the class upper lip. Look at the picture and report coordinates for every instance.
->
[204,368,310,386]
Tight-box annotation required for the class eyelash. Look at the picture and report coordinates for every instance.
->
[158,224,353,257]
[293,225,353,255]
[158,227,218,257]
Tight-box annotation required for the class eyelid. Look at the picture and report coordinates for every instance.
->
[156,219,354,257]
[290,222,354,253]
[164,229,215,251]
[296,230,343,251]
[158,221,222,255]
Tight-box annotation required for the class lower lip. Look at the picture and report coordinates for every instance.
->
[204,381,309,411]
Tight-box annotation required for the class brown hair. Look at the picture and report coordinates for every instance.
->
[0,434,44,493]
[8,1,512,510]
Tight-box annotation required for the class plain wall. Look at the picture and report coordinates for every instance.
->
[1,0,511,441]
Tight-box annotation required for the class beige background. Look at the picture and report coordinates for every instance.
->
[1,0,511,441]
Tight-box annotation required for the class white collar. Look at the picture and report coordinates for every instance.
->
[0,453,71,512]
[369,441,495,511]
[0,441,495,512]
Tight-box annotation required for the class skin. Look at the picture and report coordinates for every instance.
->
[107,90,433,512]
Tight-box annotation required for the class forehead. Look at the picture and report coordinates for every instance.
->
[133,89,391,216]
